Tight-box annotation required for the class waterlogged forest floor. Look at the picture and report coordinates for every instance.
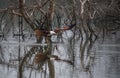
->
[0,31,120,78]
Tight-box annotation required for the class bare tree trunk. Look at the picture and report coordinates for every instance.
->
[19,0,37,30]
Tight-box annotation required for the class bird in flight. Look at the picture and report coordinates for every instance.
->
[35,23,76,37]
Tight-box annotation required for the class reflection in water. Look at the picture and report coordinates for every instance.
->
[94,53,120,78]
[107,55,120,78]
[93,37,120,78]
[0,31,120,78]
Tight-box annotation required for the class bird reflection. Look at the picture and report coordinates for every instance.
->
[34,52,73,65]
